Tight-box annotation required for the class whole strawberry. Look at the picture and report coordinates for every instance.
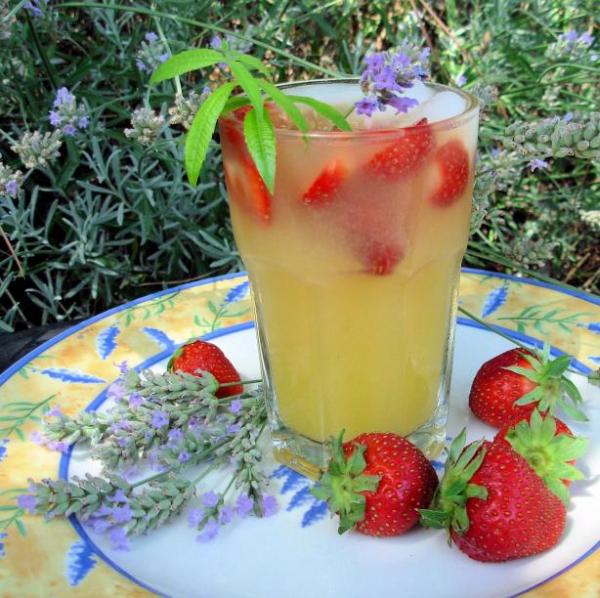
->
[167,340,243,398]
[469,345,587,428]
[313,432,438,536]
[420,413,588,562]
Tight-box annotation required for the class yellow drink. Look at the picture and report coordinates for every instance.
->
[220,81,479,471]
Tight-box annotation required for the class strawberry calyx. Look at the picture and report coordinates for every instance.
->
[504,409,588,505]
[166,346,184,372]
[311,431,381,534]
[419,429,487,535]
[506,344,587,422]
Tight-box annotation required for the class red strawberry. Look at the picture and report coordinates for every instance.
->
[302,159,348,206]
[224,156,272,222]
[312,432,438,536]
[429,139,470,206]
[366,118,433,181]
[469,346,586,428]
[364,241,403,276]
[167,340,243,398]
[420,419,588,562]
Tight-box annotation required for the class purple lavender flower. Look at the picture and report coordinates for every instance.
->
[29,430,45,445]
[53,87,75,108]
[48,111,62,126]
[145,32,159,43]
[5,179,19,197]
[229,399,243,414]
[136,59,148,73]
[63,124,77,136]
[151,410,169,429]
[24,1,48,18]
[89,518,112,534]
[110,489,129,504]
[455,73,467,87]
[106,382,127,402]
[178,451,191,463]
[261,495,278,517]
[529,158,549,172]
[46,406,63,418]
[355,96,379,117]
[167,428,183,446]
[116,361,129,375]
[95,504,113,517]
[128,392,143,409]
[0,532,6,558]
[17,494,37,513]
[159,52,170,63]
[187,507,204,527]
[109,527,130,551]
[78,116,89,129]
[560,30,579,43]
[47,440,68,453]
[117,437,129,448]
[202,491,220,508]
[218,505,235,525]
[387,95,419,114]
[196,519,219,542]
[210,34,222,50]
[563,112,574,122]
[111,505,133,523]
[578,32,594,47]
[227,423,241,435]
[235,494,254,518]
[356,43,430,117]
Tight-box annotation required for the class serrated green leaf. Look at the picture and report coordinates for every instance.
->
[222,96,252,114]
[243,107,276,193]
[544,355,572,378]
[257,80,309,133]
[150,49,223,84]
[230,51,270,76]
[228,61,264,120]
[185,82,235,186]
[287,95,352,131]
[514,386,543,406]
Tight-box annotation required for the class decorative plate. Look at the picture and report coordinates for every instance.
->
[0,269,598,598]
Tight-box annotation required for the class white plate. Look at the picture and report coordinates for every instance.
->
[65,322,600,598]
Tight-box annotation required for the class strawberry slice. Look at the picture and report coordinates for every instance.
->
[224,156,272,222]
[366,118,433,181]
[302,159,348,206]
[365,241,403,276]
[429,139,470,207]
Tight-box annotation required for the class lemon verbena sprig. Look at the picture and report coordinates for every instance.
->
[150,41,352,191]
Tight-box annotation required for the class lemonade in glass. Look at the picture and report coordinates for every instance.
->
[219,79,479,476]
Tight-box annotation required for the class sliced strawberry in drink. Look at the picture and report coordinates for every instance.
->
[429,139,470,207]
[224,156,272,223]
[366,118,433,181]
[365,241,404,276]
[302,159,348,206]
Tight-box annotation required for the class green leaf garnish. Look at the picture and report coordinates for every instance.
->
[185,82,235,186]
[228,60,264,120]
[286,95,352,131]
[230,51,271,76]
[150,49,224,84]
[243,108,276,193]
[257,80,309,133]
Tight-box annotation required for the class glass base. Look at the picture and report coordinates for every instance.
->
[271,401,448,480]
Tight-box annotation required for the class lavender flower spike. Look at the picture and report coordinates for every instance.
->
[355,42,431,117]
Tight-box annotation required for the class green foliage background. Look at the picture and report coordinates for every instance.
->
[0,0,598,332]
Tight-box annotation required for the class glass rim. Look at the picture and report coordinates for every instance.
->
[221,77,480,139]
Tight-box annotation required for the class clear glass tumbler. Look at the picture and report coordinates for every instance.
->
[219,80,479,477]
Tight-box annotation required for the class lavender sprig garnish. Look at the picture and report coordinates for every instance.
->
[355,43,431,117]
[14,367,272,546]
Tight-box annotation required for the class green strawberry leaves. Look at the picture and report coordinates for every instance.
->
[311,431,380,535]
[151,47,352,192]
[419,429,487,535]
[505,409,588,505]
[507,344,587,422]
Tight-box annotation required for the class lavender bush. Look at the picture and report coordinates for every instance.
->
[0,1,598,332]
